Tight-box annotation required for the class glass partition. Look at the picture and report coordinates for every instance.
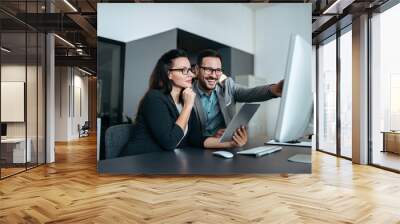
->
[371,3,400,171]
[97,38,125,160]
[1,31,28,177]
[317,35,337,155]
[0,2,46,179]
[339,28,352,158]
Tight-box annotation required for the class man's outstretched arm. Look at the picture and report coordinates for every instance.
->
[232,78,284,102]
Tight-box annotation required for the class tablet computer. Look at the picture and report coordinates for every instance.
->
[219,103,260,143]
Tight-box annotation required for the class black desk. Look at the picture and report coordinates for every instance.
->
[98,138,311,174]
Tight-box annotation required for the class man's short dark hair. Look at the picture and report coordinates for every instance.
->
[197,49,222,66]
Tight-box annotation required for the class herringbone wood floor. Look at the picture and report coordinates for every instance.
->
[1,135,400,224]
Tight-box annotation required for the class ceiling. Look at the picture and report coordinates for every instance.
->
[0,0,392,75]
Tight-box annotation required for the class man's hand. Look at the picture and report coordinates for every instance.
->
[230,126,248,148]
[270,80,284,97]
[219,73,228,84]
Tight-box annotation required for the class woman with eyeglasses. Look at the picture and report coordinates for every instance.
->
[119,49,204,156]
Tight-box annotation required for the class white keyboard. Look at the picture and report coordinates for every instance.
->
[237,146,282,157]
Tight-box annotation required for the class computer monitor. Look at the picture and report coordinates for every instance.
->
[273,34,313,143]
[1,123,7,137]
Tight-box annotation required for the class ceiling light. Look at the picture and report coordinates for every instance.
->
[63,0,78,12]
[78,67,92,76]
[54,34,75,48]
[323,0,341,14]
[1,47,11,53]
[322,0,354,15]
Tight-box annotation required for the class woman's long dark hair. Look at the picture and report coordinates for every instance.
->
[148,49,188,94]
[135,49,189,122]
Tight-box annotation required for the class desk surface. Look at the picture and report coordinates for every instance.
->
[1,138,27,143]
[98,138,311,174]
[381,131,400,134]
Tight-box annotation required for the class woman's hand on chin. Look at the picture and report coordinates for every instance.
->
[182,87,196,108]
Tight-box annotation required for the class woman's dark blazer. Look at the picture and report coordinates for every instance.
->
[119,89,204,157]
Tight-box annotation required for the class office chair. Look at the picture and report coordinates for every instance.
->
[78,121,90,138]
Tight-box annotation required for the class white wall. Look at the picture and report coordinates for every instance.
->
[71,73,89,138]
[55,67,69,141]
[55,67,89,141]
[236,74,269,138]
[1,65,36,137]
[98,3,254,53]
[2,64,46,163]
[254,4,312,138]
[1,65,26,81]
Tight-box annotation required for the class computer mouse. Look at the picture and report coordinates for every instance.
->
[213,151,234,159]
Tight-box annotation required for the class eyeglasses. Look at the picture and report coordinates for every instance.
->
[169,67,194,76]
[200,66,223,75]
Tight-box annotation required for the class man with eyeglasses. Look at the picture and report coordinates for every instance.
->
[192,49,284,148]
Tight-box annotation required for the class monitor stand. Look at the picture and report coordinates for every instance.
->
[265,139,311,147]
